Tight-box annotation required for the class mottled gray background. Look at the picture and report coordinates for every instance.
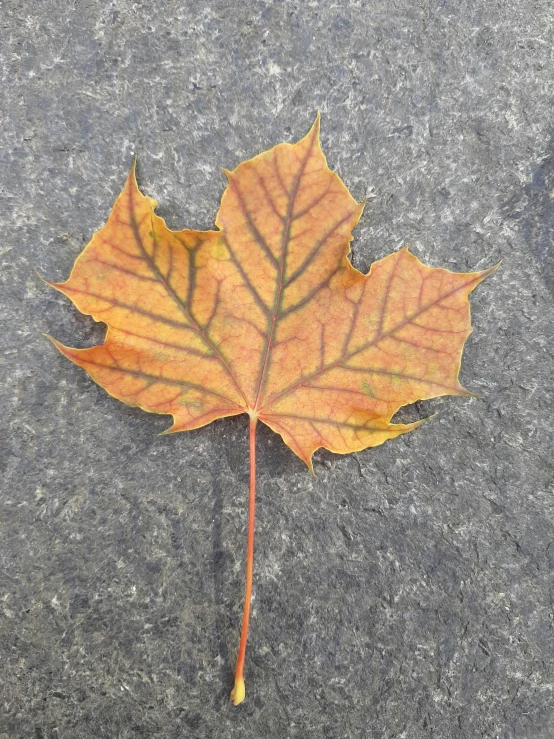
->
[1,1,553,737]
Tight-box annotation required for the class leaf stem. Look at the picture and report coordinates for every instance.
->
[230,415,258,705]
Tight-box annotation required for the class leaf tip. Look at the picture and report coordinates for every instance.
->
[36,266,68,292]
[409,412,437,431]
[465,260,501,294]
[43,333,72,358]
[43,332,58,345]
[125,157,158,208]
[304,451,316,475]
[158,419,179,436]
[126,157,138,187]
[301,111,322,151]
[35,267,54,288]
[312,109,321,131]
[484,260,502,278]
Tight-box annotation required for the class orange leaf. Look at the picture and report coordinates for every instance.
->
[46,115,497,704]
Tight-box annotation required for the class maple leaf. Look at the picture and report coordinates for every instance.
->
[46,115,497,705]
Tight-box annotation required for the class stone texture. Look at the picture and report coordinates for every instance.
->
[1,1,553,737]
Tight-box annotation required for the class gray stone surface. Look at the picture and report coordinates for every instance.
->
[1,0,553,737]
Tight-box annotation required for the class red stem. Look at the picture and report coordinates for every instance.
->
[230,415,258,705]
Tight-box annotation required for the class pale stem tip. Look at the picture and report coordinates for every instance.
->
[230,676,245,706]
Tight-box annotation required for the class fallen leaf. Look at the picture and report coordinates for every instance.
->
[46,115,497,704]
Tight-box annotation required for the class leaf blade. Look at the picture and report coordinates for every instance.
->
[48,118,497,464]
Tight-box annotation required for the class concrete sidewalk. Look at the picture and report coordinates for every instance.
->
[1,1,553,737]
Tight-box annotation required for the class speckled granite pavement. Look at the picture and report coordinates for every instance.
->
[1,2,553,737]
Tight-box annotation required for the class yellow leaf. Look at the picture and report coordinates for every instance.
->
[46,115,497,704]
